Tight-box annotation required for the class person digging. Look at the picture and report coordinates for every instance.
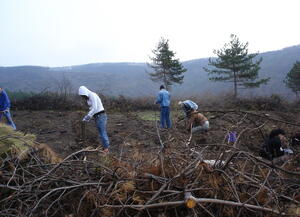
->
[260,128,293,164]
[186,111,210,133]
[178,100,209,133]
[178,100,198,118]
[78,86,110,153]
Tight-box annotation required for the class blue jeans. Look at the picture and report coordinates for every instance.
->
[0,110,16,130]
[94,113,109,149]
[160,106,171,128]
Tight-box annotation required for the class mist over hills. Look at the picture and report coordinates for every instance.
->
[0,45,300,98]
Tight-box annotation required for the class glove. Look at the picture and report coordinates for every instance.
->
[82,115,92,122]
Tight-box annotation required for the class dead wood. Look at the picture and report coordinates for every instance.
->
[1,110,300,217]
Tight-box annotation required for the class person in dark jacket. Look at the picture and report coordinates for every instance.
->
[0,88,16,130]
[267,129,285,159]
[262,129,293,160]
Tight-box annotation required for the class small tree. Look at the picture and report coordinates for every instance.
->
[148,37,187,90]
[204,34,269,98]
[284,61,300,98]
[56,74,73,101]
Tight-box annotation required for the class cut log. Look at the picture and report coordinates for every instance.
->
[184,191,197,208]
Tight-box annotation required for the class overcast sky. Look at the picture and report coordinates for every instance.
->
[1,0,299,67]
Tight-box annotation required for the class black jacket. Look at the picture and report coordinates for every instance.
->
[266,136,284,159]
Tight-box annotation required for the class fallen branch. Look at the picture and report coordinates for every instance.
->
[102,197,284,215]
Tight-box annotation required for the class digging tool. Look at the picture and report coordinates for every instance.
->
[81,121,86,143]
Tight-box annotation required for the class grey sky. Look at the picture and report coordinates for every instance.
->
[1,0,299,67]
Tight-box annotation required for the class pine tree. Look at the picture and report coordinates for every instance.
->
[204,34,269,98]
[148,38,186,90]
[284,61,300,98]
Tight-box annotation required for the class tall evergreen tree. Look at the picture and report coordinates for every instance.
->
[204,34,269,98]
[284,61,300,98]
[148,38,186,90]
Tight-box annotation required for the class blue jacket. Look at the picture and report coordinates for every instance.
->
[0,90,11,111]
[156,89,170,107]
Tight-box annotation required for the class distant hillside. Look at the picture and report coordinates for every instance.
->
[1,45,300,98]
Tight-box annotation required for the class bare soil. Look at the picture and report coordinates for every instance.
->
[10,109,300,160]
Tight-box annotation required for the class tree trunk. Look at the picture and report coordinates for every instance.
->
[233,71,237,98]
[163,71,168,90]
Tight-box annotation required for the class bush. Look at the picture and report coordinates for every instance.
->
[102,95,157,112]
[11,92,157,112]
[10,91,294,112]
[227,95,288,111]
[12,92,83,111]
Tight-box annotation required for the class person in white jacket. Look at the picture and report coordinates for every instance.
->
[78,86,109,152]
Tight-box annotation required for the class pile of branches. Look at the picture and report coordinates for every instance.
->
[1,140,300,217]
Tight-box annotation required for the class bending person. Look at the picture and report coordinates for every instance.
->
[260,128,293,163]
[187,111,209,133]
[178,100,198,117]
[79,86,110,153]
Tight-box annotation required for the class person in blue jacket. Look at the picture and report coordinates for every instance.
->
[0,88,16,130]
[155,85,171,129]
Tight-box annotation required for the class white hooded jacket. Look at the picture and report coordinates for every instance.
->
[78,86,104,117]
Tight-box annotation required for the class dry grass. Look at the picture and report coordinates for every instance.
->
[0,123,62,163]
[0,123,35,160]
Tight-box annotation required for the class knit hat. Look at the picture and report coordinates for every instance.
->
[269,128,285,139]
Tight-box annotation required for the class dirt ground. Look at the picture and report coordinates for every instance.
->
[9,110,165,158]
[7,109,300,160]
[2,109,300,217]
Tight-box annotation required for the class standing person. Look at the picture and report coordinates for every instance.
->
[178,100,198,117]
[0,88,16,130]
[155,85,171,129]
[78,86,109,153]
